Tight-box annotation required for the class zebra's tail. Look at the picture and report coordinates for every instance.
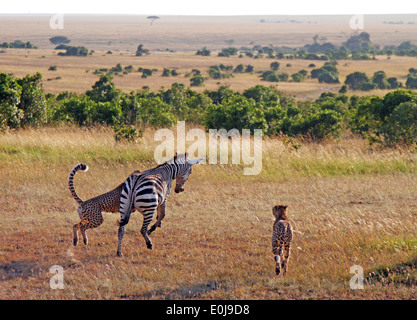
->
[119,174,136,226]
[68,163,89,205]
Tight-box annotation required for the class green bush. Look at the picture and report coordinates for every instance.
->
[288,109,343,140]
[17,72,47,126]
[204,95,268,133]
[345,72,370,90]
[261,70,280,82]
[406,74,417,89]
[311,62,339,83]
[382,102,417,146]
[190,75,206,87]
[86,75,121,103]
[196,47,211,56]
[218,47,238,57]
[0,73,23,130]
[350,89,417,146]
[57,45,89,56]
[113,124,141,143]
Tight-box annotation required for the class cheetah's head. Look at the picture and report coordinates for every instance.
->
[273,205,288,220]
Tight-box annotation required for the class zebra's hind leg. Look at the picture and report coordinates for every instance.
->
[148,203,166,235]
[140,209,156,249]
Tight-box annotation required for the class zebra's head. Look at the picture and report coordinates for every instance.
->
[170,153,203,193]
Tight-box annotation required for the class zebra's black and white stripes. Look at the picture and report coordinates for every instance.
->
[117,153,202,256]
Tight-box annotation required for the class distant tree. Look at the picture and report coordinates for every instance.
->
[291,70,307,82]
[2,40,37,49]
[136,44,150,57]
[57,45,89,56]
[318,72,339,84]
[387,77,401,89]
[142,69,153,77]
[278,73,289,81]
[261,70,280,82]
[345,72,370,90]
[190,75,206,87]
[218,47,238,57]
[371,71,390,89]
[339,85,348,93]
[344,32,373,52]
[49,36,71,45]
[162,68,171,77]
[406,74,417,89]
[408,67,417,75]
[196,47,211,56]
[270,62,280,71]
[311,62,339,83]
[245,65,254,73]
[147,16,160,26]
[233,64,244,73]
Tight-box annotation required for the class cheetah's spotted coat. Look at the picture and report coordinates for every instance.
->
[68,164,140,246]
[272,205,293,276]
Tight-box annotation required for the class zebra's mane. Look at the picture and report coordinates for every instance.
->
[155,153,188,168]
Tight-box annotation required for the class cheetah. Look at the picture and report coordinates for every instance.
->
[272,205,293,276]
[69,164,141,246]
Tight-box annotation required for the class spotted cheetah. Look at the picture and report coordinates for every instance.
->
[69,164,141,246]
[272,205,293,276]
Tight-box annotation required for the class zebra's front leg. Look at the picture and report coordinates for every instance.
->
[148,203,166,235]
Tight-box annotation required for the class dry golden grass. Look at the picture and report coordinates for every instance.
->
[1,48,416,100]
[1,126,417,299]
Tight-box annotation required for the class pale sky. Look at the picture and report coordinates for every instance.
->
[0,0,416,15]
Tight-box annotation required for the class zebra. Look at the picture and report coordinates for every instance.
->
[116,153,203,256]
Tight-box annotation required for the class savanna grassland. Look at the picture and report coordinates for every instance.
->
[2,14,417,300]
[1,126,417,299]
[1,15,417,99]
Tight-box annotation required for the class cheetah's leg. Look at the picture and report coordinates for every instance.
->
[117,224,126,257]
[274,242,283,276]
[148,202,166,235]
[282,242,291,276]
[73,223,80,246]
[79,212,104,246]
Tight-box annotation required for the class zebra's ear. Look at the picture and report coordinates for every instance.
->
[187,158,203,165]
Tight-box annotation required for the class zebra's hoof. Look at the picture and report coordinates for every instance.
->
[117,251,123,257]
[147,243,153,250]
[275,267,281,276]
[73,238,78,246]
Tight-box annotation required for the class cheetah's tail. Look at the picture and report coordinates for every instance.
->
[68,163,89,205]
